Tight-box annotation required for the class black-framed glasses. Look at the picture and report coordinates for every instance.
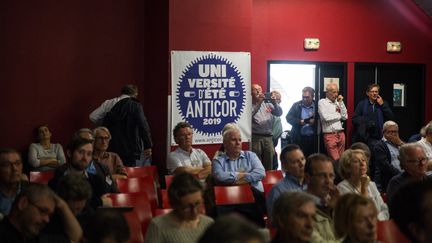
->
[177,201,202,213]
[406,158,428,165]
[0,160,22,169]
[28,200,53,217]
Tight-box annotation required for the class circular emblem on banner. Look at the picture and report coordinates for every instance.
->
[176,54,246,136]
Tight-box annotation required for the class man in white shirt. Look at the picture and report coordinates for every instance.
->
[318,83,348,161]
[89,85,138,125]
[417,121,432,164]
[167,122,211,180]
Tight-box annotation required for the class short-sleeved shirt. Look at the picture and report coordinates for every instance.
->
[167,148,210,174]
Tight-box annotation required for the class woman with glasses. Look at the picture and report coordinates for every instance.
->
[337,149,389,220]
[28,124,66,171]
[144,172,214,243]
[92,126,127,180]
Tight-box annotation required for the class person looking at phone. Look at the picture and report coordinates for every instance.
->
[251,83,283,170]
[318,83,348,161]
[352,84,394,152]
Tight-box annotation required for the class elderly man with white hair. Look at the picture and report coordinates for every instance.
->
[372,120,405,192]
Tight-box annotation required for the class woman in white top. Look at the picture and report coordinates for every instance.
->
[337,149,389,220]
[28,125,66,171]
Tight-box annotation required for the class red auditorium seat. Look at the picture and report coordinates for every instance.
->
[263,183,275,198]
[125,166,158,180]
[262,170,283,185]
[29,170,55,184]
[214,185,255,205]
[160,189,171,209]
[377,219,411,243]
[124,211,144,243]
[152,208,173,217]
[108,192,153,237]
[116,177,158,210]
[164,175,174,189]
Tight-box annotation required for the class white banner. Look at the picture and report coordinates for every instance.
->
[170,51,251,145]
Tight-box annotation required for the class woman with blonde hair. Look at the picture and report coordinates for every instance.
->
[334,193,380,243]
[337,149,389,220]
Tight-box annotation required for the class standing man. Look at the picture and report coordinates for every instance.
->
[100,85,153,166]
[286,86,318,157]
[352,83,394,149]
[251,84,283,170]
[167,122,212,180]
[271,90,283,170]
[318,83,348,161]
[266,144,306,221]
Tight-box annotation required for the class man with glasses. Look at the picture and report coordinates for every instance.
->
[304,153,340,242]
[0,148,29,219]
[373,121,405,192]
[386,143,432,205]
[0,183,81,242]
[286,86,319,158]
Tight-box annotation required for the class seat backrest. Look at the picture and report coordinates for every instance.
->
[124,211,144,243]
[263,183,275,198]
[116,177,158,210]
[164,175,174,189]
[214,185,255,205]
[160,189,171,209]
[108,192,153,235]
[125,166,158,180]
[377,219,411,243]
[262,170,283,185]
[29,170,55,184]
[152,208,173,217]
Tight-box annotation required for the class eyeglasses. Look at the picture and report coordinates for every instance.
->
[405,158,428,165]
[95,136,110,141]
[0,160,22,169]
[177,201,202,213]
[28,200,53,217]
[311,172,335,180]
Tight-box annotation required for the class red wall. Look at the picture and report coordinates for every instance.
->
[170,0,432,156]
[0,1,169,170]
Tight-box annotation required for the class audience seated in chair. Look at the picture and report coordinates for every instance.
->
[304,153,339,242]
[390,179,432,243]
[0,183,82,242]
[386,143,432,205]
[198,214,266,243]
[372,120,404,192]
[212,125,266,226]
[266,144,306,222]
[167,122,211,180]
[144,172,214,243]
[0,148,29,219]
[28,125,66,171]
[75,128,119,193]
[82,209,130,243]
[271,191,322,243]
[49,137,113,210]
[55,174,93,227]
[92,126,127,180]
[337,149,389,220]
[334,193,379,243]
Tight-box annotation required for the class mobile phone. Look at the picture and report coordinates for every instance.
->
[264,92,272,100]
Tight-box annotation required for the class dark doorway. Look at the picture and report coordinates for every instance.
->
[354,63,425,141]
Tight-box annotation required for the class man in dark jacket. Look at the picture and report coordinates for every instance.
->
[103,86,153,166]
[286,87,318,158]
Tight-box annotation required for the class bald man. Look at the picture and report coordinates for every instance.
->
[318,83,348,161]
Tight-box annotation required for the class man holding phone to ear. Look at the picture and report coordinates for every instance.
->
[352,84,394,180]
